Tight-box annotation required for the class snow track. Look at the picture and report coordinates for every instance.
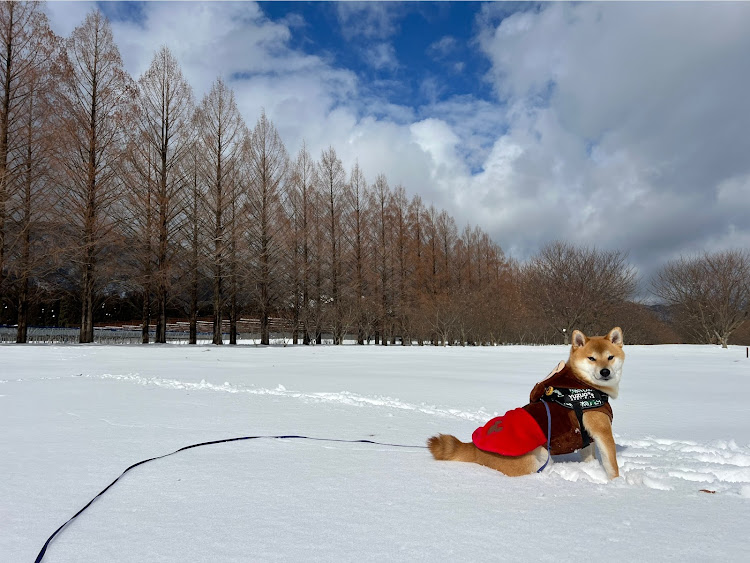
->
[84,371,499,422]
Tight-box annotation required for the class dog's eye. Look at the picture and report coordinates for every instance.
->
[608,355,614,361]
[588,356,596,361]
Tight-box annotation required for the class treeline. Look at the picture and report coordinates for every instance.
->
[1,5,748,347]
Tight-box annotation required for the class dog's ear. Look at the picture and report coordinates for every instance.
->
[607,327,623,348]
[571,330,587,349]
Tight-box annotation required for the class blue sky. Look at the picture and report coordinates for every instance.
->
[46,2,750,284]
[258,2,495,112]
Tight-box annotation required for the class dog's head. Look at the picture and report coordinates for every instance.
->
[568,327,624,398]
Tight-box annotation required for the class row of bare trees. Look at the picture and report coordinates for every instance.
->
[0,6,514,346]
[0,5,748,347]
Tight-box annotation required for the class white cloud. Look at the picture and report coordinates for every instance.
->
[335,2,402,41]
[365,42,399,71]
[428,36,457,59]
[469,2,750,280]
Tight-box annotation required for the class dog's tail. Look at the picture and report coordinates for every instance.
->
[427,434,475,462]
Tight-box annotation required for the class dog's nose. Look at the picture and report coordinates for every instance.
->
[600,368,611,379]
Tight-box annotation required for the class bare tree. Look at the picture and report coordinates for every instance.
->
[245,111,288,345]
[9,33,57,342]
[135,45,194,342]
[226,160,243,344]
[652,250,750,348]
[286,142,316,344]
[196,78,244,345]
[391,185,410,344]
[0,1,54,311]
[407,195,427,344]
[52,10,134,343]
[343,161,369,344]
[318,146,346,343]
[120,128,157,343]
[180,130,205,344]
[525,241,638,343]
[370,174,392,344]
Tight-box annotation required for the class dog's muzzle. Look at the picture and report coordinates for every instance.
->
[599,368,611,380]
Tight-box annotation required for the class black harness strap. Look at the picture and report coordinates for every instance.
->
[541,387,609,449]
[572,403,592,448]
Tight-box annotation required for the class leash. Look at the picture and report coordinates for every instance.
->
[35,435,428,563]
[537,401,552,473]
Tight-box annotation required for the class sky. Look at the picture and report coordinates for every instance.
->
[42,1,750,287]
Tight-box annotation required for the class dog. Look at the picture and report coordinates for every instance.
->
[427,327,624,480]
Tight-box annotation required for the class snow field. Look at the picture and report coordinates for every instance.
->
[2,343,749,561]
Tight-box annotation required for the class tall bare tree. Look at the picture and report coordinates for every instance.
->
[0,1,53,311]
[318,146,346,343]
[135,45,194,342]
[245,111,288,345]
[287,142,316,344]
[226,161,244,344]
[9,32,57,342]
[196,78,244,345]
[180,130,205,344]
[407,195,426,344]
[53,10,134,343]
[652,250,750,348]
[120,129,157,343]
[391,185,410,343]
[370,173,392,344]
[343,161,369,344]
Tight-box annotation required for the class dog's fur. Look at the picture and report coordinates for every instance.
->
[427,327,624,479]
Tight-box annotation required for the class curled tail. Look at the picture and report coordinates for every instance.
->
[427,434,473,461]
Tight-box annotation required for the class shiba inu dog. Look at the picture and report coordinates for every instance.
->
[427,327,624,480]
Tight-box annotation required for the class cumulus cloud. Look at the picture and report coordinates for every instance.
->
[467,2,750,280]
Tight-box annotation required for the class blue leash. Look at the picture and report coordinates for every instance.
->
[536,401,552,473]
[35,435,428,563]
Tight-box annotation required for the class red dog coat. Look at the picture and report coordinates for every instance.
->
[472,407,547,456]
[472,361,613,457]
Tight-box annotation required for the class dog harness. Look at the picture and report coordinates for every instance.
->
[540,385,609,448]
[472,362,613,457]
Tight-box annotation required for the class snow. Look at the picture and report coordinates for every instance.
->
[2,343,749,562]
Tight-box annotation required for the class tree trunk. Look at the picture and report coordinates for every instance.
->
[16,280,28,343]
[141,288,150,344]
[213,264,222,345]
[0,5,13,299]
[261,312,269,345]
[229,292,237,345]
[80,262,94,343]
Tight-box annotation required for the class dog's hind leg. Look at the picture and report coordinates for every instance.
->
[428,434,546,477]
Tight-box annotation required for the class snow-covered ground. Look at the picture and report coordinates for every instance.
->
[2,343,749,562]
